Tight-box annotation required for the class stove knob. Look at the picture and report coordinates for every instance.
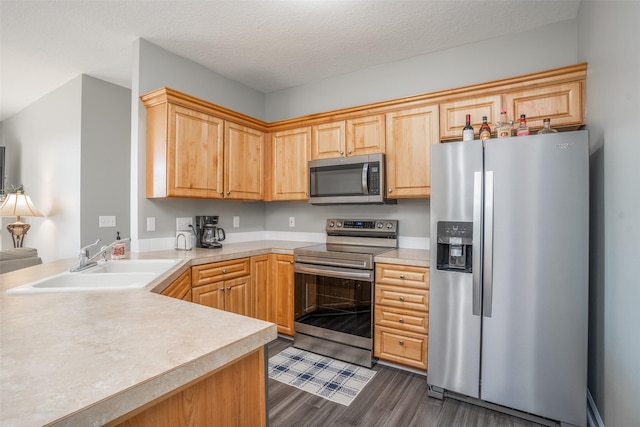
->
[377,222,384,229]
[336,221,343,228]
[328,221,335,228]
[386,222,394,229]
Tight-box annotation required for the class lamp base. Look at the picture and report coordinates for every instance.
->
[7,221,30,248]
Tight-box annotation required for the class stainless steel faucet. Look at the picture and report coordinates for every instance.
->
[70,237,131,272]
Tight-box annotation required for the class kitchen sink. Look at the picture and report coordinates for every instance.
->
[6,259,182,294]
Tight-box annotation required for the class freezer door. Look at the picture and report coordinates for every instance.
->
[427,140,483,398]
[481,131,588,426]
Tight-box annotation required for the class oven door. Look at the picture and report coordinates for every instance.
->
[294,263,373,351]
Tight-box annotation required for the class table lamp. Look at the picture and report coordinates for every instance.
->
[0,190,44,248]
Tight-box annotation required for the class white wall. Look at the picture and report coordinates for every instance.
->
[578,2,640,425]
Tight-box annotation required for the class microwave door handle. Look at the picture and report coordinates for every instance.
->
[362,163,369,194]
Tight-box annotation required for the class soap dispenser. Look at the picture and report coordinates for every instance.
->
[111,231,126,260]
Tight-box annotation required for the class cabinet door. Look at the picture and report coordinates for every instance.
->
[386,105,439,198]
[167,104,224,198]
[192,282,225,310]
[311,121,346,159]
[503,81,584,130]
[272,254,294,336]
[439,95,502,140]
[271,127,311,201]
[251,255,272,321]
[161,269,192,301]
[224,122,264,200]
[346,114,385,156]
[225,276,251,317]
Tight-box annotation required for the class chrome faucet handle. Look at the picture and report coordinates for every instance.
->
[80,239,101,255]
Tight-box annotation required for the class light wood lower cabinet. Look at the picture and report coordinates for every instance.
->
[191,258,252,316]
[110,348,266,427]
[251,254,295,336]
[374,263,429,370]
[160,268,192,302]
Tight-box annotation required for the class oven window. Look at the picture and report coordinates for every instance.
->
[294,272,372,339]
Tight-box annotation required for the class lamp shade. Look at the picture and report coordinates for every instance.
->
[0,191,44,219]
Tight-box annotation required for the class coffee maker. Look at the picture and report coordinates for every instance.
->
[194,216,226,249]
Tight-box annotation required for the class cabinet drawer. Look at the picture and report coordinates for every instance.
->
[374,306,428,334]
[376,264,428,289]
[192,258,250,286]
[374,326,427,370]
[375,284,428,312]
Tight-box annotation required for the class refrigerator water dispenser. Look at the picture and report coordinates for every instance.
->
[436,221,473,273]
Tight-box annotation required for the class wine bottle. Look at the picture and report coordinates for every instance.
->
[462,114,474,141]
[479,116,491,141]
[516,114,530,136]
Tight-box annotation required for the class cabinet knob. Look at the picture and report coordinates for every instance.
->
[399,274,405,279]
[399,340,404,346]
[227,286,231,291]
[399,318,404,323]
[227,191,231,195]
[290,260,294,264]
[222,269,228,274]
[219,191,223,195]
[348,150,352,154]
[388,188,393,193]
[399,296,405,302]
[220,287,225,292]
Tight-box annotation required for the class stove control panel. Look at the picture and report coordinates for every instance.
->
[326,218,398,235]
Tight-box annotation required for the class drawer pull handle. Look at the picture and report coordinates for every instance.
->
[400,274,405,279]
[399,318,404,323]
[399,296,405,302]
[222,269,228,274]
[399,340,404,346]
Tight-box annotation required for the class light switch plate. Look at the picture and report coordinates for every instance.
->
[233,216,240,228]
[147,217,156,232]
[99,216,116,228]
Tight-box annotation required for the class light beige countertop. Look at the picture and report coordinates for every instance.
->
[0,239,429,426]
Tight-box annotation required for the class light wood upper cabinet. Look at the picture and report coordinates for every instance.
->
[224,122,264,200]
[503,81,584,130]
[439,95,502,140]
[146,103,224,198]
[268,127,311,201]
[311,114,385,160]
[385,105,439,198]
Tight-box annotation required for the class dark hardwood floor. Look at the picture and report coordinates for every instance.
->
[267,338,548,427]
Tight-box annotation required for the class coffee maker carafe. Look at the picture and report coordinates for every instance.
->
[194,216,226,249]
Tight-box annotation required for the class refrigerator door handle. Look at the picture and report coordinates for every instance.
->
[484,171,494,318]
[472,171,482,316]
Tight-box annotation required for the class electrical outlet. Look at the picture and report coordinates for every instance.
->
[233,216,240,228]
[176,217,193,231]
[99,216,116,228]
[289,217,295,227]
[147,217,156,232]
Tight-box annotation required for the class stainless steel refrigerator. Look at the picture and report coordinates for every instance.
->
[427,131,588,427]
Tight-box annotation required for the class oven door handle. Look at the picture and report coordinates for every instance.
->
[294,263,373,282]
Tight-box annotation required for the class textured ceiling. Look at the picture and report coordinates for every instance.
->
[0,0,581,121]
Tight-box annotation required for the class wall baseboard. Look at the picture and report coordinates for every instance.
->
[587,389,605,427]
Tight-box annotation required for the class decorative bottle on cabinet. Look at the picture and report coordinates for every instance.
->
[538,118,558,134]
[462,114,474,141]
[516,114,530,136]
[479,116,491,141]
[495,110,513,138]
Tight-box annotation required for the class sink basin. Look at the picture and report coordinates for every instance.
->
[82,259,182,275]
[6,259,183,294]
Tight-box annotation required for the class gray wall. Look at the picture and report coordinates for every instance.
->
[80,75,131,247]
[578,2,640,425]
[131,39,267,246]
[0,76,83,261]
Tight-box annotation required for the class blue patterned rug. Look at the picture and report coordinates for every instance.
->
[268,347,376,406]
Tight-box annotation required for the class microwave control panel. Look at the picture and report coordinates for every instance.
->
[368,163,380,195]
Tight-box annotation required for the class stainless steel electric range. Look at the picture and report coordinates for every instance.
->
[293,218,398,367]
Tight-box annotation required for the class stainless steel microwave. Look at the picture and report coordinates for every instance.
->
[308,153,396,205]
